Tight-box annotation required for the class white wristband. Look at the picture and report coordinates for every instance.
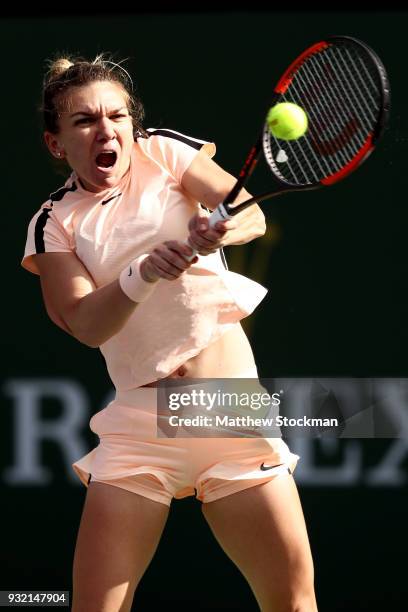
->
[119,254,157,303]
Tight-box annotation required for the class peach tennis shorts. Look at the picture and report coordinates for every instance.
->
[72,372,300,507]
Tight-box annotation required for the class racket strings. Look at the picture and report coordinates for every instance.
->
[323,50,376,136]
[266,70,333,183]
[265,41,384,186]
[289,50,365,173]
[299,54,362,163]
[338,48,378,123]
[292,51,362,164]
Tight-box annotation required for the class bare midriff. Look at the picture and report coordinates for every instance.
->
[141,323,256,386]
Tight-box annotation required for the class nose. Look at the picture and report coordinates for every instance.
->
[96,116,116,141]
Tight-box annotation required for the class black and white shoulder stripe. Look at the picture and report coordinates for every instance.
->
[146,128,209,151]
[34,182,78,254]
[49,181,78,202]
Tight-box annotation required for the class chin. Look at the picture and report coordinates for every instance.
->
[89,172,121,192]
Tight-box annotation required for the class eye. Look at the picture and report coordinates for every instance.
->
[111,113,128,120]
[75,117,94,125]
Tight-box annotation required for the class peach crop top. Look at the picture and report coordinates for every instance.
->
[22,129,267,389]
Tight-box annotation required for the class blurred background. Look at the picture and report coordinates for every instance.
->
[1,6,407,611]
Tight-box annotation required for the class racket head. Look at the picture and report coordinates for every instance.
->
[263,35,390,189]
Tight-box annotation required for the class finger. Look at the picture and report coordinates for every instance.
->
[150,247,189,278]
[162,243,197,270]
[190,227,222,243]
[204,227,227,241]
[164,240,195,259]
[194,249,218,255]
[197,220,225,237]
[214,219,235,232]
[148,254,180,279]
[154,245,194,275]
[198,215,209,232]
[143,257,177,281]
[186,238,218,256]
[188,211,210,233]
[188,230,222,250]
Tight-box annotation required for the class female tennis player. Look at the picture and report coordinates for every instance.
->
[22,55,318,612]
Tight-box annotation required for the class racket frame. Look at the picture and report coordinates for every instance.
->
[219,35,390,219]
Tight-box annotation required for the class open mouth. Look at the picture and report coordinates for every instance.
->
[95,151,117,170]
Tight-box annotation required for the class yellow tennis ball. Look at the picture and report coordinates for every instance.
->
[267,102,308,140]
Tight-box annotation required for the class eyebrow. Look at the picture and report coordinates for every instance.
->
[70,107,128,118]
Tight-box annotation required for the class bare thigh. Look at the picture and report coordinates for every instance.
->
[202,474,318,612]
[72,482,169,612]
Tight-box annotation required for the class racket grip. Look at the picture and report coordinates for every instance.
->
[184,203,232,261]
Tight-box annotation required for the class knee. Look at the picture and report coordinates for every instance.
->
[294,597,318,612]
[273,592,318,612]
[276,565,317,612]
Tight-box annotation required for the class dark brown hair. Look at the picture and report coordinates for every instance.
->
[41,53,147,137]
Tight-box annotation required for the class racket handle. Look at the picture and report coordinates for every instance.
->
[184,203,232,262]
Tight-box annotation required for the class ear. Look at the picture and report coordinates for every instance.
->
[44,132,65,159]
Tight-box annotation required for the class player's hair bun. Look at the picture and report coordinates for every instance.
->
[47,58,74,81]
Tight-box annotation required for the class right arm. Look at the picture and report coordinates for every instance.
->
[34,241,196,348]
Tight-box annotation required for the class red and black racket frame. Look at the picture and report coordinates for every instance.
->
[220,35,390,219]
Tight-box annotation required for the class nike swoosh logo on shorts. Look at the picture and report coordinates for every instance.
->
[260,462,283,471]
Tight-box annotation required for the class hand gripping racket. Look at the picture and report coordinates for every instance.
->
[187,35,390,258]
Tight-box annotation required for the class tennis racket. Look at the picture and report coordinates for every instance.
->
[187,35,390,257]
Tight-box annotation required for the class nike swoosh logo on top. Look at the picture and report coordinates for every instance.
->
[260,462,283,471]
[128,266,133,276]
[101,193,122,206]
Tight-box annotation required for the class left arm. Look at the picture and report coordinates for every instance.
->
[181,149,266,254]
